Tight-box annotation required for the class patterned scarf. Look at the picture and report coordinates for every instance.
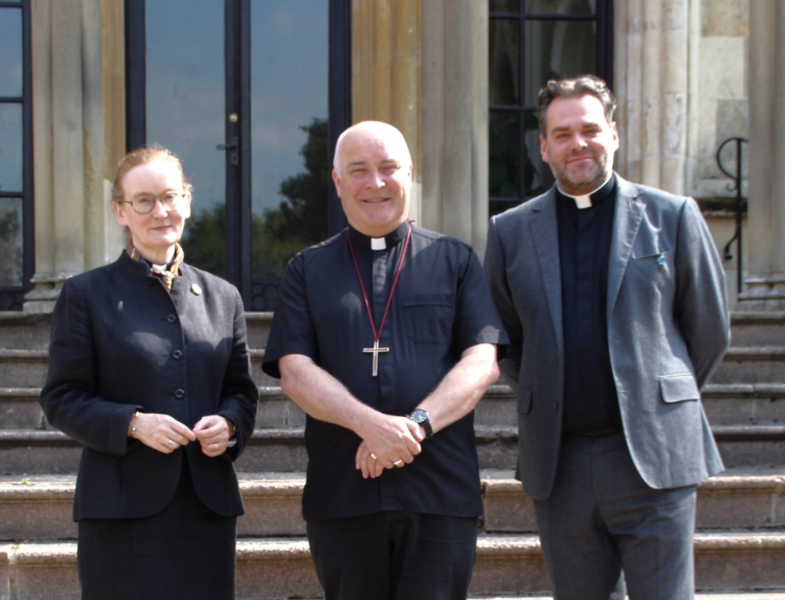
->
[127,243,185,292]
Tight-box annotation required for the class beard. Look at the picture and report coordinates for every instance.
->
[550,150,613,195]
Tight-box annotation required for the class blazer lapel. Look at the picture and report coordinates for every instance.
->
[530,190,564,353]
[607,176,645,317]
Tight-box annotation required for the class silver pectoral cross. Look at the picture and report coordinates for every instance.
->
[363,339,390,377]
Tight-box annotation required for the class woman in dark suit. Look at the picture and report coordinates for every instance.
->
[39,147,258,600]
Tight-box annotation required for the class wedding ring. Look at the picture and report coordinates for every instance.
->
[394,460,403,467]
[167,439,172,447]
[371,453,377,460]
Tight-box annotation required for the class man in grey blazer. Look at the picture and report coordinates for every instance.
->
[483,75,730,599]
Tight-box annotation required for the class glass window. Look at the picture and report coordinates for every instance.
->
[250,0,329,280]
[0,104,23,192]
[0,8,22,97]
[489,0,611,214]
[0,2,30,311]
[144,0,227,276]
[0,197,23,287]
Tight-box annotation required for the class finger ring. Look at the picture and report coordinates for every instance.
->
[371,453,377,460]
[213,443,219,450]
[394,460,403,467]
[167,439,172,447]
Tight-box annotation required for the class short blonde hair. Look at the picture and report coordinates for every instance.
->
[111,146,192,204]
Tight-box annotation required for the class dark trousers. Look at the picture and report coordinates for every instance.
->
[533,433,697,600]
[307,511,478,600]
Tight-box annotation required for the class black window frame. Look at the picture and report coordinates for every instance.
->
[489,0,613,210]
[0,0,33,311]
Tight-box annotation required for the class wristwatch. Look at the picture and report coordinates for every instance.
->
[408,409,433,439]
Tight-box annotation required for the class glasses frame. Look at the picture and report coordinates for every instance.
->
[121,191,186,215]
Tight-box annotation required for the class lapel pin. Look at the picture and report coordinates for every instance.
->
[657,254,666,270]
[191,283,202,295]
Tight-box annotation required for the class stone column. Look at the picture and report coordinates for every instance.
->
[614,0,690,195]
[739,0,785,309]
[351,0,422,225]
[421,0,489,255]
[25,0,125,313]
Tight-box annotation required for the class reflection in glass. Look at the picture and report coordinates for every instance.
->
[524,19,596,106]
[0,104,23,192]
[490,0,520,12]
[0,8,22,97]
[489,111,520,199]
[525,124,554,198]
[0,197,23,286]
[489,19,519,106]
[526,0,595,15]
[144,0,226,276]
[251,0,329,279]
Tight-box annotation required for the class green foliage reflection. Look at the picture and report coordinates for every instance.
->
[182,118,329,280]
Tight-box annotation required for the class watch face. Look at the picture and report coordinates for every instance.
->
[410,409,428,423]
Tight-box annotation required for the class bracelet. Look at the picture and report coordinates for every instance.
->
[130,410,141,438]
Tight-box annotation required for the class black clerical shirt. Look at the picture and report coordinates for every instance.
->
[556,176,623,435]
[263,222,507,521]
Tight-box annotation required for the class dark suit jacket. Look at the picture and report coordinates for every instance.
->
[40,251,258,520]
[484,174,730,500]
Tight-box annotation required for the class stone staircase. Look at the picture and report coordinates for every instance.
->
[0,311,784,599]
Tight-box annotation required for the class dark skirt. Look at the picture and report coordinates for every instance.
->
[77,456,237,600]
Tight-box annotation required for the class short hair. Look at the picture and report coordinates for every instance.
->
[111,146,192,204]
[333,121,412,172]
[537,75,617,134]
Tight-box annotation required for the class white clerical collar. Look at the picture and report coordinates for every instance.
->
[557,174,613,210]
[371,237,387,251]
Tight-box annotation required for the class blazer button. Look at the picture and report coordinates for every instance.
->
[553,403,560,411]
[167,314,177,323]
[174,389,185,399]
[172,349,183,359]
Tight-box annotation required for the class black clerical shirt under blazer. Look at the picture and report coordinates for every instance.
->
[40,251,259,521]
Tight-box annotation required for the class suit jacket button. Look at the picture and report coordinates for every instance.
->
[174,389,185,399]
[167,314,177,323]
[553,403,560,411]
[172,349,183,359]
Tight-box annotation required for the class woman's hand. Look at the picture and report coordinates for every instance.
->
[128,412,196,454]
[193,415,234,457]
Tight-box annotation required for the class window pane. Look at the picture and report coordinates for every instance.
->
[526,0,595,15]
[0,104,23,192]
[490,0,520,12]
[523,19,596,106]
[489,111,520,199]
[524,121,554,198]
[489,19,519,106]
[145,0,226,277]
[251,0,329,280]
[0,8,22,97]
[0,197,23,287]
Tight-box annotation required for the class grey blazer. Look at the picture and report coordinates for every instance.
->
[484,174,730,500]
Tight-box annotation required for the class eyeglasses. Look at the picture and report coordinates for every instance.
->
[121,191,184,215]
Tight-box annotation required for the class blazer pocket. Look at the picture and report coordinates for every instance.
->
[517,388,533,415]
[659,373,700,403]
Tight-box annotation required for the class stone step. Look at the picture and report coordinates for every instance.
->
[711,347,785,384]
[0,468,782,542]
[3,382,783,434]
[730,312,785,347]
[5,345,785,390]
[1,310,782,351]
[3,532,785,599]
[0,423,783,475]
[0,313,51,350]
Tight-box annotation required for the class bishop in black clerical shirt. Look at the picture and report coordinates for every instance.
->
[262,121,507,600]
